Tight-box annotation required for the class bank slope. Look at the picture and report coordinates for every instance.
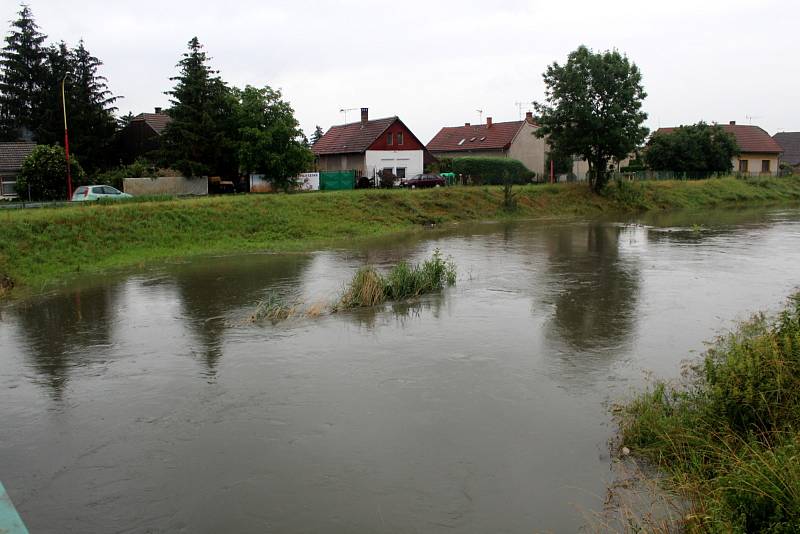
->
[1,177,800,296]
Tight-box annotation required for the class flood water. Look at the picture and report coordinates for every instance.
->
[2,206,800,533]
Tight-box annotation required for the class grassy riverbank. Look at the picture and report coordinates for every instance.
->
[618,294,800,532]
[1,176,800,297]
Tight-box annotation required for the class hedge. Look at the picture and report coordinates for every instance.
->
[451,157,534,185]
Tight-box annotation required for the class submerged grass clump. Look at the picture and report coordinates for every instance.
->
[618,294,800,532]
[249,292,296,323]
[338,250,456,310]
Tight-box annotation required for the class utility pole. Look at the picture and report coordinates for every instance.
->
[476,109,483,123]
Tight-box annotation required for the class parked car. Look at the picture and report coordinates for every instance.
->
[72,185,132,201]
[400,174,446,188]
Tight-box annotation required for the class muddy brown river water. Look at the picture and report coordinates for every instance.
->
[2,207,800,533]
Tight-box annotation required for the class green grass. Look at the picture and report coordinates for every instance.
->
[618,294,800,532]
[2,176,800,297]
[336,250,456,310]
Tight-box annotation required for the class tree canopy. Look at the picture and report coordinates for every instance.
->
[645,122,739,174]
[236,85,313,190]
[533,45,649,191]
[16,144,86,200]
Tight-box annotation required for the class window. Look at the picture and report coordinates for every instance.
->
[457,138,466,146]
[396,167,406,179]
[398,132,403,145]
[387,133,393,146]
[382,167,393,177]
[739,159,748,173]
[762,160,771,173]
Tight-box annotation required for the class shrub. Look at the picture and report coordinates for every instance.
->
[16,145,88,201]
[451,156,534,185]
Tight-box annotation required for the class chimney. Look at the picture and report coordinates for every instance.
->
[465,122,470,127]
[486,117,493,128]
[525,111,534,123]
[729,120,736,125]
[361,108,369,124]
[155,107,162,114]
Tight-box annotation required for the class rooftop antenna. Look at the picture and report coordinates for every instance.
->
[745,114,761,125]
[514,101,533,120]
[476,109,483,123]
[340,107,357,124]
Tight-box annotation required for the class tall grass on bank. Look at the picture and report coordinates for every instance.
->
[618,295,800,532]
[337,250,456,310]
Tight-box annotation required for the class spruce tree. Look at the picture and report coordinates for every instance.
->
[161,37,238,177]
[310,125,324,145]
[0,4,47,141]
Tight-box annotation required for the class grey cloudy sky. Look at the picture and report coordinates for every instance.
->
[5,0,797,142]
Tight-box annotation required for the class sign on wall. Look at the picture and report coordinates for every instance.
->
[297,172,320,191]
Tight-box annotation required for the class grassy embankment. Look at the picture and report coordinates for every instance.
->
[1,176,800,297]
[618,295,800,532]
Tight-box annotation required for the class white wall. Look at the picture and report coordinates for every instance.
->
[365,150,423,179]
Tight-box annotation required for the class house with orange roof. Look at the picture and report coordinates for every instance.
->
[426,112,547,176]
[655,121,783,176]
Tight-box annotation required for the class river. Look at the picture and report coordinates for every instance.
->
[2,206,800,533]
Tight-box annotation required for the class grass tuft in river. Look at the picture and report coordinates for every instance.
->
[617,293,800,532]
[337,250,456,310]
[250,292,297,323]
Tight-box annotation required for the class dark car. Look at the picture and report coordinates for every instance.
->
[400,174,446,189]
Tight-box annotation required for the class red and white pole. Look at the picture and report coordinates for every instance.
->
[61,76,73,199]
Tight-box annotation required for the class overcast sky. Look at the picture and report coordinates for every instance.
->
[5,0,798,142]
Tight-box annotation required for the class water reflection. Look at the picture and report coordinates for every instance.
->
[12,285,119,398]
[167,254,314,373]
[542,224,640,371]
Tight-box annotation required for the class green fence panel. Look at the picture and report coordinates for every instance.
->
[319,171,355,191]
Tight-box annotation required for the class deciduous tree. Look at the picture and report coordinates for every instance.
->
[16,144,86,200]
[645,122,738,175]
[534,45,648,192]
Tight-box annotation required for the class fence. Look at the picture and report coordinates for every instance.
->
[123,176,207,196]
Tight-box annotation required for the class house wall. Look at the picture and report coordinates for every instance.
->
[508,121,547,176]
[733,153,780,176]
[316,153,366,174]
[365,150,423,178]
[368,121,425,151]
[429,149,507,160]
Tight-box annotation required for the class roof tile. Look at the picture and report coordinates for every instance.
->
[426,120,526,152]
[312,117,397,155]
[0,141,37,171]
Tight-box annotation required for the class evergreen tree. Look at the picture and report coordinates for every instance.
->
[0,4,47,140]
[310,125,324,145]
[161,37,238,177]
[34,41,72,145]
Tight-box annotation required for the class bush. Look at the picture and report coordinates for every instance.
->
[619,295,800,532]
[16,145,88,201]
[93,158,160,190]
[451,156,534,185]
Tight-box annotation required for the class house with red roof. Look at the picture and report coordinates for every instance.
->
[312,108,427,181]
[426,112,547,176]
[118,108,172,164]
[0,141,37,199]
[655,121,783,176]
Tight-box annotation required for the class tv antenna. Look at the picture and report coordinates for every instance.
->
[340,107,358,124]
[745,115,761,124]
[476,109,483,123]
[515,101,533,120]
